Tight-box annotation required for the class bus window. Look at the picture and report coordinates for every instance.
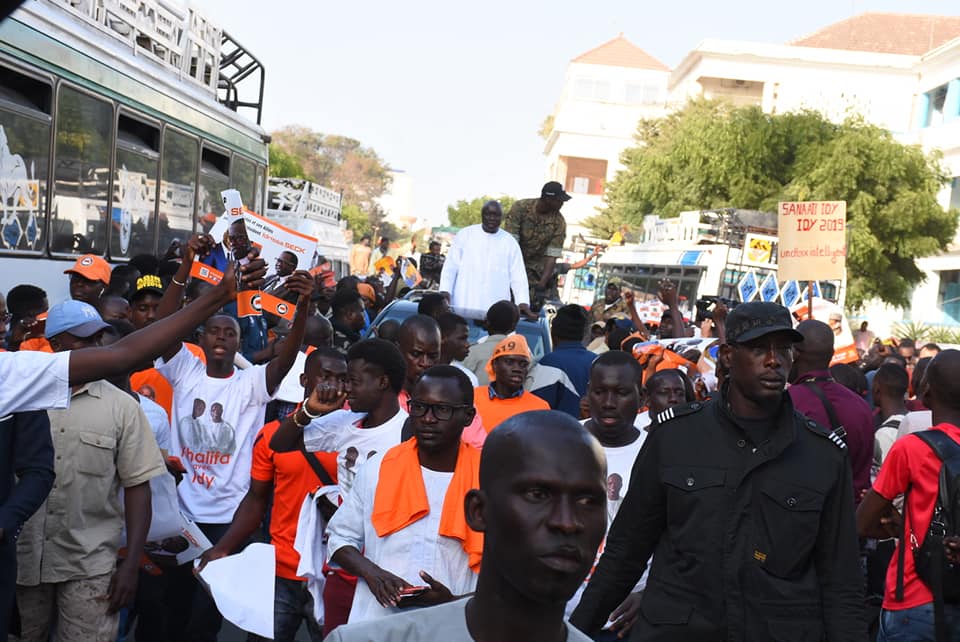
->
[255,164,265,214]
[197,145,229,235]
[111,113,159,259]
[52,86,113,255]
[0,65,51,253]
[230,154,256,210]
[159,128,198,251]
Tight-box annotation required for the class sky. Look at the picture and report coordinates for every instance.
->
[192,0,960,225]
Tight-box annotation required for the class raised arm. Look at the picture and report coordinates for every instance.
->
[68,257,265,386]
[265,271,315,394]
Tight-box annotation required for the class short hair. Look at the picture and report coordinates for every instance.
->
[376,319,401,343]
[921,343,941,354]
[418,364,473,404]
[281,251,298,268]
[304,346,347,373]
[899,338,916,350]
[551,304,588,342]
[418,293,448,318]
[399,314,441,346]
[438,312,468,338]
[874,362,909,398]
[7,284,47,318]
[829,363,867,396]
[912,356,932,395]
[590,350,643,382]
[106,264,140,298]
[646,368,695,402]
[361,234,371,242]
[130,253,160,277]
[485,300,519,335]
[347,339,406,394]
[336,275,361,294]
[331,291,362,318]
[606,327,630,351]
[429,240,441,249]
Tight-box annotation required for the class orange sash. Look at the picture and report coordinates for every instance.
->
[371,439,483,573]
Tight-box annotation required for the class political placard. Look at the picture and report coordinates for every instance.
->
[780,280,801,308]
[777,201,846,281]
[759,273,779,302]
[738,270,758,302]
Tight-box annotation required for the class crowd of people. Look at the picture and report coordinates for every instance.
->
[1,181,960,642]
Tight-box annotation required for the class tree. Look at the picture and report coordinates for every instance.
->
[589,99,957,308]
[446,195,516,228]
[268,144,307,179]
[270,125,393,235]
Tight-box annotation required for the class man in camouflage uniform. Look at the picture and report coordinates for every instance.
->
[504,181,569,309]
[590,280,632,324]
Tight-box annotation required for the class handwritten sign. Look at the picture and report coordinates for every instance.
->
[777,201,846,281]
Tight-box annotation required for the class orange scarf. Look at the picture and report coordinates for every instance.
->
[371,439,483,573]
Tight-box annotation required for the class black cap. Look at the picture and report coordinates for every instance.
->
[541,181,572,202]
[131,274,164,300]
[725,301,803,344]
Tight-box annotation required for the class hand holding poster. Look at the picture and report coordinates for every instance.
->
[777,201,846,281]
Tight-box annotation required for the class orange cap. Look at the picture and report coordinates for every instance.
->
[485,334,532,381]
[64,254,111,284]
[357,283,376,304]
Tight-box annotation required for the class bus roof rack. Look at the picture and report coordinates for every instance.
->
[217,30,264,125]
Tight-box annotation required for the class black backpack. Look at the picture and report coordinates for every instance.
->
[896,429,960,642]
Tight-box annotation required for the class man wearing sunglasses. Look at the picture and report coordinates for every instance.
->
[572,301,864,641]
[325,365,481,624]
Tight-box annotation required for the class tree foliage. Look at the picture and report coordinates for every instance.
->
[589,99,957,308]
[446,195,516,228]
[270,125,392,235]
[268,144,307,179]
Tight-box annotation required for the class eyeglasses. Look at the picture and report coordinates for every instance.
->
[408,400,471,421]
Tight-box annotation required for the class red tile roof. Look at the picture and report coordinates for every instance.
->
[790,12,960,56]
[572,34,670,71]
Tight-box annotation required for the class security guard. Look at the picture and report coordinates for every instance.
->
[571,301,864,641]
[504,181,569,308]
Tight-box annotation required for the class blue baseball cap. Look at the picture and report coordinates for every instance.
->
[45,300,110,339]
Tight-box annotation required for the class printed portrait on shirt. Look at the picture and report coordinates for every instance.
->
[178,397,237,455]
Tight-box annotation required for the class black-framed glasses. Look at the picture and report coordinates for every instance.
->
[407,400,471,420]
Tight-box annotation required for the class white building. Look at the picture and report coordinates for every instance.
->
[550,14,960,330]
[542,34,671,243]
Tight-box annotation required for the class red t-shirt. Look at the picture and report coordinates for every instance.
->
[874,422,960,609]
[251,419,338,580]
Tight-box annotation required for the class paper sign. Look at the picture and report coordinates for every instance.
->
[759,273,779,302]
[780,280,801,308]
[260,291,297,321]
[190,262,223,285]
[197,543,275,638]
[738,270,758,302]
[777,201,847,281]
[236,291,261,318]
[399,258,422,288]
[743,233,777,266]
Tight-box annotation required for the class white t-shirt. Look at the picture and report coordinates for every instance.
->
[326,457,477,623]
[451,361,479,387]
[274,350,308,404]
[137,392,171,452]
[0,350,70,416]
[155,344,273,523]
[567,423,648,618]
[302,407,408,499]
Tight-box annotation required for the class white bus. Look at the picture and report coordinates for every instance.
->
[0,0,272,302]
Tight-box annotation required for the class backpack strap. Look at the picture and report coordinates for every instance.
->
[299,442,335,487]
[909,430,960,642]
[896,485,909,602]
[800,382,847,441]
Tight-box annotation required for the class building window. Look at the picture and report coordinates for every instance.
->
[625,83,663,105]
[951,177,960,211]
[573,77,612,102]
[939,269,960,324]
[562,157,607,195]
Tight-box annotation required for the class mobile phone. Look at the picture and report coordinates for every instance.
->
[397,586,428,599]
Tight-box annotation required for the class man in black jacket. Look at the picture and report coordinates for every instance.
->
[571,301,864,641]
[0,411,53,637]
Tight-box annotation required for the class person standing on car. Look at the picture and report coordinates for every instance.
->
[504,182,570,310]
[439,200,533,320]
[571,301,864,641]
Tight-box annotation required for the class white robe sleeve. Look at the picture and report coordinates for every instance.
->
[508,240,530,306]
[439,231,462,296]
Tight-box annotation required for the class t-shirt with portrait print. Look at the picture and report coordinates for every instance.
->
[567,422,648,618]
[302,406,408,499]
[155,344,274,523]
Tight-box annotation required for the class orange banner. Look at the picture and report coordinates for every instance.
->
[236,291,261,318]
[260,291,297,321]
[190,262,223,285]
